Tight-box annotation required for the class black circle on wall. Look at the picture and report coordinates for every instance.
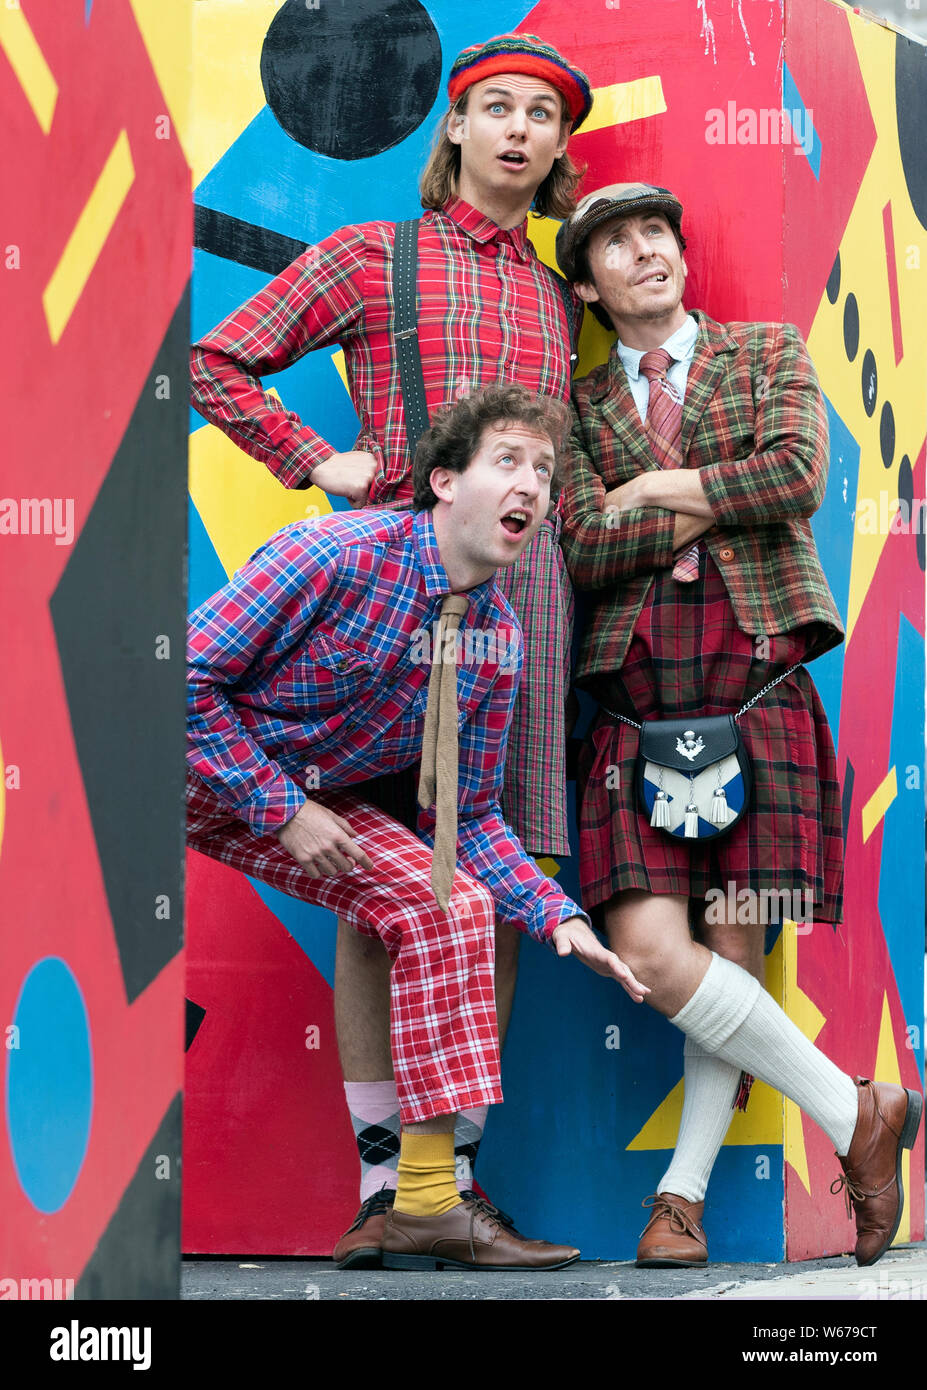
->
[916,505,926,572]
[879,401,895,469]
[861,349,877,418]
[261,0,442,161]
[843,294,859,362]
[898,453,913,510]
[896,34,927,230]
[826,253,840,305]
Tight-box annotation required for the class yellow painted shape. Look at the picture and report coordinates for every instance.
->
[526,217,612,380]
[806,17,927,642]
[873,991,910,1245]
[192,0,287,188]
[782,922,827,1196]
[0,5,58,134]
[189,421,330,579]
[584,77,667,135]
[534,857,560,880]
[127,0,193,169]
[331,348,349,392]
[43,130,135,345]
[628,934,786,1151]
[861,767,897,843]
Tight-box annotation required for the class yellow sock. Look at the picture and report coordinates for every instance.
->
[394,1131,462,1216]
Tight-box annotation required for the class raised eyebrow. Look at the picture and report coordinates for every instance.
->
[481,86,558,107]
[495,439,556,462]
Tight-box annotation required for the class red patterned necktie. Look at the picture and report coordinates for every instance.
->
[639,348,700,583]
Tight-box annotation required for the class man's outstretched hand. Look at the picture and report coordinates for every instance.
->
[277,799,375,878]
[551,917,650,1002]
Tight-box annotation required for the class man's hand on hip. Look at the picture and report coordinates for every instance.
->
[309,451,378,506]
[551,917,650,1002]
[277,799,375,877]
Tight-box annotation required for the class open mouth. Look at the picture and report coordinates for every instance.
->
[637,271,669,285]
[500,510,529,536]
[498,151,528,168]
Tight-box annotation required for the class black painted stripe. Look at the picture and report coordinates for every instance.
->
[194,204,308,276]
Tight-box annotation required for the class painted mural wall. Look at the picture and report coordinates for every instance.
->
[185,0,925,1260]
[0,1,190,1298]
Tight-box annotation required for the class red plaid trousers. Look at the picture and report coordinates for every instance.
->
[186,771,503,1124]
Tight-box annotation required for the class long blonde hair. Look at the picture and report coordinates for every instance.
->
[419,95,585,221]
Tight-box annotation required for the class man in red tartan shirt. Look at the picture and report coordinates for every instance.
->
[190,33,592,1263]
[555,182,922,1269]
[187,384,649,1270]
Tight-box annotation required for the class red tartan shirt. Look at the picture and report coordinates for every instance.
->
[190,196,576,505]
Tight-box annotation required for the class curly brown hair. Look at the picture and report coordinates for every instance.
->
[419,94,585,221]
[412,384,572,511]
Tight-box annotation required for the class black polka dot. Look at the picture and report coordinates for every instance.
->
[843,294,859,362]
[916,505,926,572]
[896,33,927,230]
[861,349,877,417]
[826,253,840,305]
[261,0,442,162]
[898,453,913,508]
[880,401,895,469]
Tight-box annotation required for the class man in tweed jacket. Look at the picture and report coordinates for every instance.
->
[554,182,921,1270]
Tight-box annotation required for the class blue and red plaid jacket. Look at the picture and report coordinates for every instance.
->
[187,507,585,943]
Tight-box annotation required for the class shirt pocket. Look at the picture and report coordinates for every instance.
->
[275,631,377,714]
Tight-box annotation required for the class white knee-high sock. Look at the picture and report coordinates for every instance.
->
[670,953,858,1156]
[657,1040,742,1202]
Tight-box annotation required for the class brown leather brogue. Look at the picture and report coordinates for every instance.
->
[381,1195,580,1271]
[831,1076,924,1267]
[635,1192,708,1268]
[332,1188,395,1270]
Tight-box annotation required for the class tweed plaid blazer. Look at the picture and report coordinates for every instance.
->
[561,310,845,685]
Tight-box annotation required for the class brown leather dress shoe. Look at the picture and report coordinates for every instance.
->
[332,1188,395,1270]
[636,1192,708,1268]
[831,1076,924,1267]
[381,1195,580,1271]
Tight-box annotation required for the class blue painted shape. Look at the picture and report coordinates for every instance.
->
[782,64,822,179]
[877,613,926,1077]
[809,396,858,743]
[85,0,93,23]
[188,498,227,614]
[478,936,784,1259]
[248,883,337,988]
[6,958,93,1213]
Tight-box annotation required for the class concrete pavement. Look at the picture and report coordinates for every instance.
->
[181,1241,927,1301]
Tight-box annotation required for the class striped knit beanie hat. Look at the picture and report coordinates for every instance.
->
[447,34,593,131]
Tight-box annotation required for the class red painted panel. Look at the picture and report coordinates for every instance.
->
[183,851,356,1254]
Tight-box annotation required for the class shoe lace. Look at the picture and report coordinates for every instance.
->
[830,1172,868,1219]
[640,1193,701,1239]
[345,1186,395,1234]
[459,1189,516,1231]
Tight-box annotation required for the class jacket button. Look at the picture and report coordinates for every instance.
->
[718,546,735,562]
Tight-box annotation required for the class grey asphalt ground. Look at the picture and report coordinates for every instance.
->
[181,1242,927,1301]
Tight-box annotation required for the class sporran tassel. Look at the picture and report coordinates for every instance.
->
[684,803,699,838]
[710,786,731,826]
[650,789,671,828]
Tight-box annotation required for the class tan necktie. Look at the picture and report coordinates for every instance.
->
[417,594,469,912]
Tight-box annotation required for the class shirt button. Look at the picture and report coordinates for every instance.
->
[718,546,735,562]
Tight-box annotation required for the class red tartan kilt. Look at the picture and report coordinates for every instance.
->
[577,554,844,925]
